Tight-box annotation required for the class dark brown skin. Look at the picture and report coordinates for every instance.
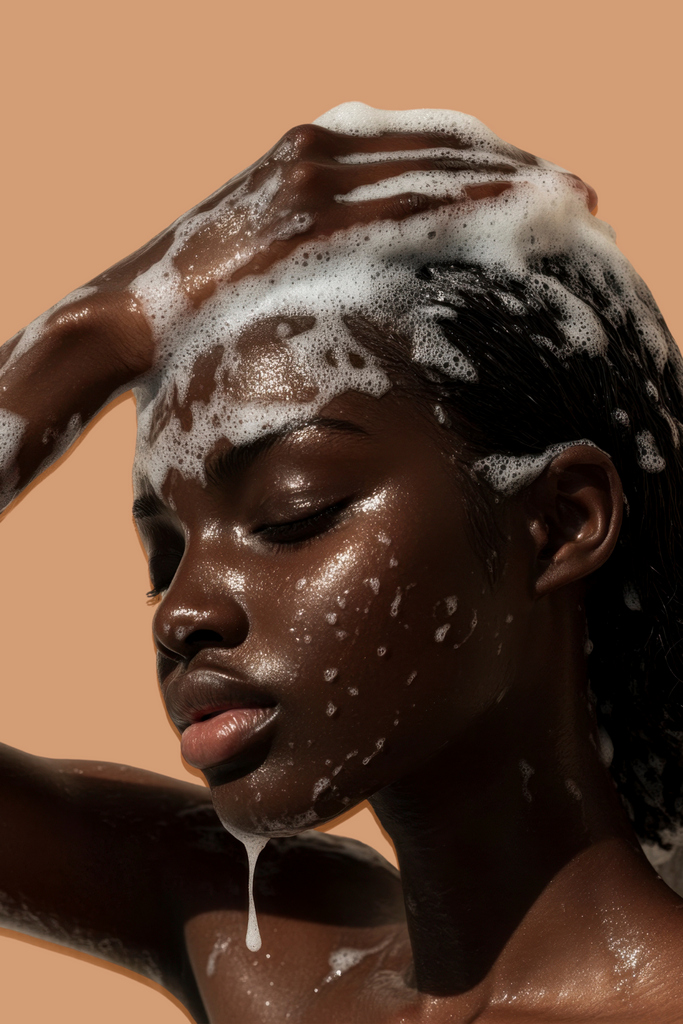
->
[0,123,681,1024]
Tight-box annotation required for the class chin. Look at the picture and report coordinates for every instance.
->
[208,772,364,839]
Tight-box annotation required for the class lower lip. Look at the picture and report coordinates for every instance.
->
[181,708,277,770]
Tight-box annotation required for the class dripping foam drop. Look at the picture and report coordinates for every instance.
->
[230,831,269,951]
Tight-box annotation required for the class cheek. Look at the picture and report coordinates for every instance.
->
[271,522,490,759]
[209,524,509,835]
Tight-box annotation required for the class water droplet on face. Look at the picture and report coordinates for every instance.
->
[313,777,330,798]
[377,646,387,657]
[453,611,478,649]
[362,737,385,765]
[406,670,417,685]
[324,667,338,682]
[326,702,337,716]
[445,595,458,615]
[347,686,359,695]
[435,624,451,642]
[325,612,338,625]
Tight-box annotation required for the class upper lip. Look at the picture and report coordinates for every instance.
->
[164,661,278,732]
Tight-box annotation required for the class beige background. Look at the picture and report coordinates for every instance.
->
[0,0,680,1019]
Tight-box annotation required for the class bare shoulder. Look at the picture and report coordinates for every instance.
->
[179,828,408,1023]
[0,755,407,1023]
[0,747,230,1022]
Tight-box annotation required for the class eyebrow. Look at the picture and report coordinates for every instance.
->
[131,417,369,520]
[204,417,370,487]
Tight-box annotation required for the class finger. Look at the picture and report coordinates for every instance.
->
[229,185,512,285]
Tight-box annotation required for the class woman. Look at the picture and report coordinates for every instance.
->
[1,102,682,1022]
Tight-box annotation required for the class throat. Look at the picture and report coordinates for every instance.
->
[369,713,642,1000]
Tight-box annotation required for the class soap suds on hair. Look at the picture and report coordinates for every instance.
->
[121,102,681,495]
[6,103,680,510]
[635,430,666,473]
[473,439,601,496]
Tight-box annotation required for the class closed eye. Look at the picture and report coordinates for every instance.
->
[146,548,184,599]
[254,499,352,549]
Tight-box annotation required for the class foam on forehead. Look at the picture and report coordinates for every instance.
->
[130,101,678,496]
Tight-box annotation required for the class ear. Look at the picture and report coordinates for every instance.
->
[524,445,623,597]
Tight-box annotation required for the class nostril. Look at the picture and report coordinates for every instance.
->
[185,628,224,647]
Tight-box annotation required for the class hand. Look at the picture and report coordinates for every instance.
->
[0,117,552,507]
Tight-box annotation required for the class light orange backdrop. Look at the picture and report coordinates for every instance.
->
[0,0,680,1019]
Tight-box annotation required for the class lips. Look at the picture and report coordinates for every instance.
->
[164,667,278,771]
[181,706,277,769]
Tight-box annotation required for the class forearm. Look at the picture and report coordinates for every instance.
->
[0,288,155,510]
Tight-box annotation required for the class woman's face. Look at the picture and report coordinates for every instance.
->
[134,356,528,839]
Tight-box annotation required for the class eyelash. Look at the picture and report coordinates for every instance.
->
[255,499,351,551]
[146,549,185,601]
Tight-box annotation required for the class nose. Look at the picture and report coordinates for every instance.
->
[153,563,250,663]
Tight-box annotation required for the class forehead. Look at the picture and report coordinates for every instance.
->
[132,303,393,498]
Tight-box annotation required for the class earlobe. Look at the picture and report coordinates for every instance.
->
[525,445,623,597]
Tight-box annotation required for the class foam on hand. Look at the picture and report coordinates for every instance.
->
[4,102,679,501]
[120,101,681,497]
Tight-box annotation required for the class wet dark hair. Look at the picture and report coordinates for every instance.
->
[354,258,683,847]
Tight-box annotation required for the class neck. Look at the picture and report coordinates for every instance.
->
[369,599,652,1006]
